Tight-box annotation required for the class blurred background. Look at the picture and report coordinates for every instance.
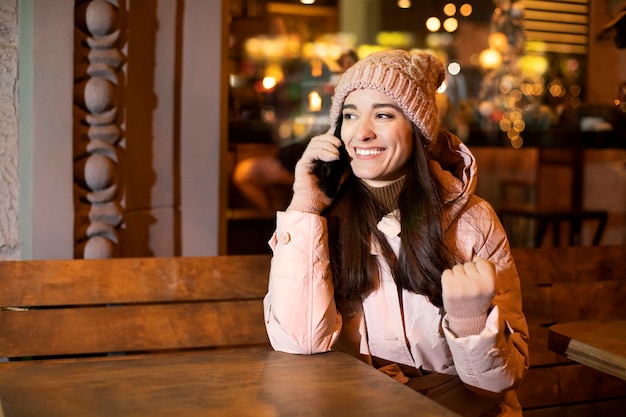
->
[1,0,624,259]
[226,0,626,253]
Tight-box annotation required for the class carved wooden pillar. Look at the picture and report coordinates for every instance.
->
[74,0,126,258]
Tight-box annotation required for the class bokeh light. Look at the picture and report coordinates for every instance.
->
[460,4,473,17]
[426,17,441,32]
[443,3,456,16]
[443,17,458,32]
[478,48,502,69]
[447,61,461,76]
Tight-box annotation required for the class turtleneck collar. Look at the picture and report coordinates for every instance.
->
[361,176,407,213]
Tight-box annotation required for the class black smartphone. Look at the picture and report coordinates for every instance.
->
[311,123,348,198]
[312,142,349,198]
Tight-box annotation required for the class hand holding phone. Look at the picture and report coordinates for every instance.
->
[288,133,348,214]
[312,142,349,198]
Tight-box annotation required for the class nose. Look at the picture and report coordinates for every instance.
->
[353,119,375,142]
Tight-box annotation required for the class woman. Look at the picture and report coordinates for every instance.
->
[263,49,529,417]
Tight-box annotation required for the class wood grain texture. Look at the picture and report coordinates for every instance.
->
[0,301,268,357]
[511,245,625,285]
[0,255,271,306]
[0,349,462,417]
[1,255,272,358]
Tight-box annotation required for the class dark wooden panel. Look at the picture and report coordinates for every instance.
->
[552,281,626,322]
[558,364,626,403]
[512,245,626,413]
[524,398,626,417]
[521,285,553,325]
[0,301,269,358]
[517,367,560,409]
[511,248,555,285]
[527,325,558,366]
[511,245,625,285]
[520,363,626,409]
[0,255,271,307]
[546,246,625,284]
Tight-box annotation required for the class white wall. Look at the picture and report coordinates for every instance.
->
[18,0,75,259]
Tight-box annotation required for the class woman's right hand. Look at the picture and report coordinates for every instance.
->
[287,133,344,214]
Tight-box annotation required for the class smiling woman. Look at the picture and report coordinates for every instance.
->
[263,49,530,417]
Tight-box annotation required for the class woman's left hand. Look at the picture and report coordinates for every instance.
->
[441,256,496,336]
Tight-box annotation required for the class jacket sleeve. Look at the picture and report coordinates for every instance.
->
[263,210,343,354]
[443,200,530,393]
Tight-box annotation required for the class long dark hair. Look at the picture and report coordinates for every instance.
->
[325,123,454,308]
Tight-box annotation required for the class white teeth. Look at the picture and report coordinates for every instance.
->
[355,148,382,156]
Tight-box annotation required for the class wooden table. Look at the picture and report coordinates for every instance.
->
[548,320,626,381]
[0,348,461,417]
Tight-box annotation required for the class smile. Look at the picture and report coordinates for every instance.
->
[355,148,384,156]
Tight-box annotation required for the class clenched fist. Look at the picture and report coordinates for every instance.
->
[441,256,496,337]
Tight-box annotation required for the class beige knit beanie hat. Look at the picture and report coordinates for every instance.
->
[329,49,445,144]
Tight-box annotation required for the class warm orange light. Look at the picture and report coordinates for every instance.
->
[308,91,322,112]
[443,3,456,16]
[511,136,524,148]
[488,32,509,52]
[426,17,441,32]
[310,60,323,77]
[479,48,502,69]
[397,0,411,8]
[262,77,277,90]
[443,17,458,32]
[460,4,473,17]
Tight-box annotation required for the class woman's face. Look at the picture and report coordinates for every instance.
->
[340,88,414,187]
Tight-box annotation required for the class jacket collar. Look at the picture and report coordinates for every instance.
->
[428,131,477,230]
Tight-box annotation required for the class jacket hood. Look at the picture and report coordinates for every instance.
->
[428,131,477,230]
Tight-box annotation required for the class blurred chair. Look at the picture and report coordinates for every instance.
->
[498,147,607,247]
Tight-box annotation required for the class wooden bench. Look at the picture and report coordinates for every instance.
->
[0,255,272,361]
[2,247,625,414]
[512,245,626,415]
